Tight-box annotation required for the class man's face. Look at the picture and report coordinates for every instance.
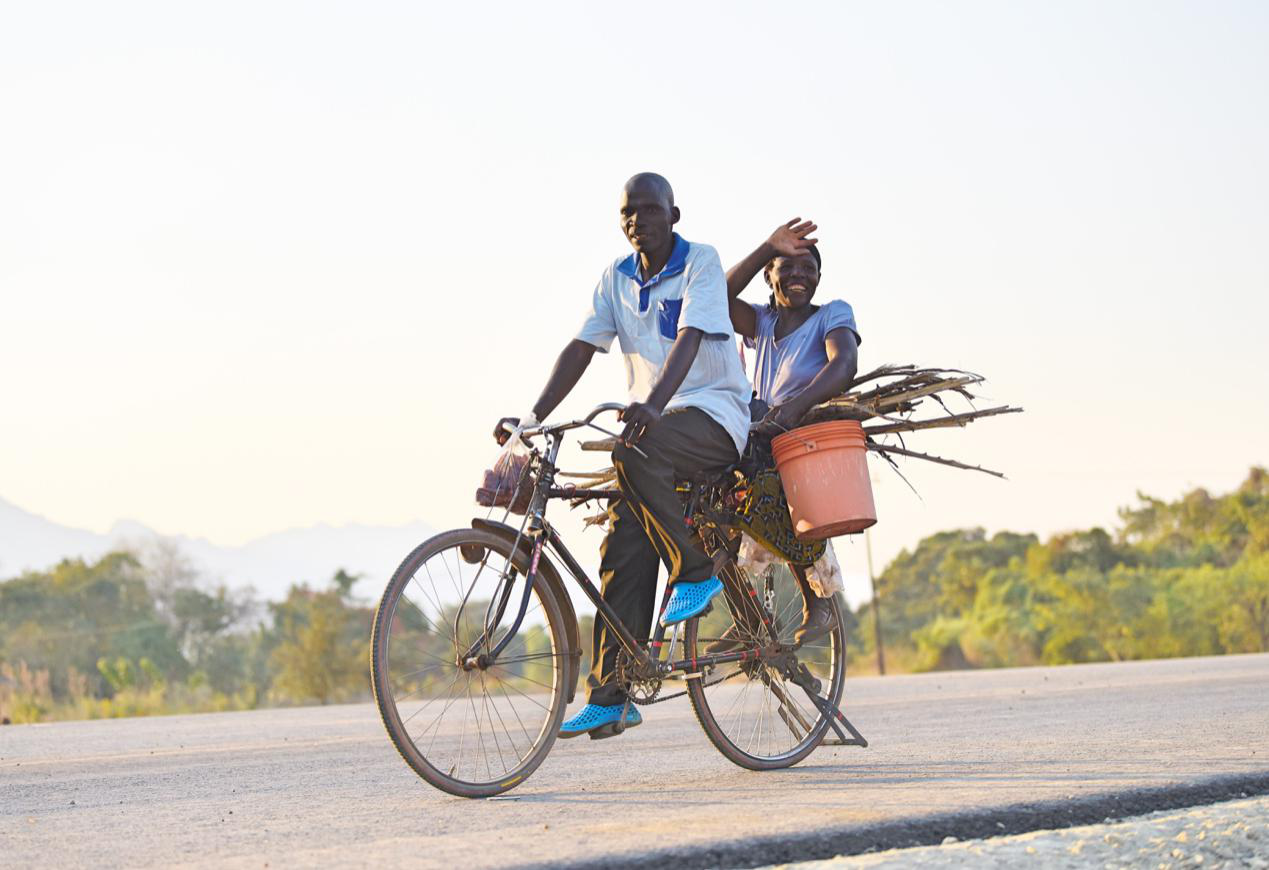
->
[766,254,821,309]
[619,185,677,256]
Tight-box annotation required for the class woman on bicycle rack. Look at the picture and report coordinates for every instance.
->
[493,172,752,740]
[714,219,861,650]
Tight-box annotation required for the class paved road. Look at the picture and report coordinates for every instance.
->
[772,795,1269,869]
[3,654,1268,869]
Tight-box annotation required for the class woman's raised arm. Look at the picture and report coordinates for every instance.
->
[724,218,818,339]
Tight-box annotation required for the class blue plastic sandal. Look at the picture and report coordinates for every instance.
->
[660,576,724,626]
[558,703,642,739]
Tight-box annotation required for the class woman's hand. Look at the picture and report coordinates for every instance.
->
[766,218,819,258]
[755,402,805,436]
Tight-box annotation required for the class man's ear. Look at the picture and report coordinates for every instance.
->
[670,206,681,226]
[763,267,774,288]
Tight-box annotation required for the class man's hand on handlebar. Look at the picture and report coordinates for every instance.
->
[492,417,520,446]
[618,402,661,447]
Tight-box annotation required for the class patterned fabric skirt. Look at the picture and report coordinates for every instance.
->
[734,467,826,568]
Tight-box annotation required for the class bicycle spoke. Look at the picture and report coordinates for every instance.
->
[492,651,565,665]
[487,669,542,745]
[401,672,460,729]
[374,532,569,793]
[465,674,490,781]
[480,670,521,769]
[487,669,554,712]
[416,670,466,750]
[689,547,846,765]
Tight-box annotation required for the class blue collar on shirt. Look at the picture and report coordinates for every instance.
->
[616,233,690,312]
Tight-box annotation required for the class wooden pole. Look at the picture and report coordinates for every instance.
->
[865,527,885,676]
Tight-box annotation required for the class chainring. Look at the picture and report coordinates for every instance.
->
[614,649,663,705]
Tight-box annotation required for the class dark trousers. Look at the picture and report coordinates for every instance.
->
[588,407,739,705]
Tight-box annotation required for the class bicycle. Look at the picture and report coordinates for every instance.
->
[370,403,867,798]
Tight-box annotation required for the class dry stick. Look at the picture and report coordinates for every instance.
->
[557,469,617,480]
[928,392,955,415]
[874,376,982,411]
[873,448,924,499]
[850,368,983,400]
[803,401,913,426]
[568,477,617,491]
[868,443,1007,479]
[848,363,927,388]
[823,375,979,406]
[865,405,1023,435]
[803,403,920,425]
[580,439,618,452]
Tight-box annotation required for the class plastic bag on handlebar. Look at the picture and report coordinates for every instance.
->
[475,425,535,515]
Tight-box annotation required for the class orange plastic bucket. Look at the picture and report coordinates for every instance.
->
[771,420,877,540]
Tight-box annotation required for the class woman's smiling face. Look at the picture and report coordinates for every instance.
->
[765,253,821,309]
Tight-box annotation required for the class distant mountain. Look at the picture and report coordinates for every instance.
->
[0,496,436,601]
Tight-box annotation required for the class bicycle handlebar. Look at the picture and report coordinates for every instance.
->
[505,403,648,458]
[584,402,628,424]
[504,402,622,439]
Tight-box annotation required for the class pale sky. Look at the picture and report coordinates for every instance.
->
[3,1,1267,596]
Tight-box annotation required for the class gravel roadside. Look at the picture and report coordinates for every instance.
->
[767,795,1269,869]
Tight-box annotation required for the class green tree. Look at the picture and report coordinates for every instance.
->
[0,552,184,697]
[1218,553,1269,652]
[268,571,370,704]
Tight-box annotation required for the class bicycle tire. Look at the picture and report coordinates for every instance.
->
[371,527,570,798]
[684,561,848,771]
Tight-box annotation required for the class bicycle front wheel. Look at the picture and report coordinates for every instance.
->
[685,558,847,770]
[371,528,570,797]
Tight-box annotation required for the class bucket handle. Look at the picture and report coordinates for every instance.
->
[766,420,818,453]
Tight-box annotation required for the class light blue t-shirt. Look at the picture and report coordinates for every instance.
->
[744,300,861,406]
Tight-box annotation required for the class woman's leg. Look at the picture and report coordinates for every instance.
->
[790,563,835,645]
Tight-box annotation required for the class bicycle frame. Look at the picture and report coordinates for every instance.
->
[460,404,867,748]
[466,415,766,680]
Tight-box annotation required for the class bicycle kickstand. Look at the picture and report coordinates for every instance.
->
[792,668,868,748]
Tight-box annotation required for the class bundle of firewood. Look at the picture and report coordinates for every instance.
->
[802,363,1022,479]
[566,364,1021,522]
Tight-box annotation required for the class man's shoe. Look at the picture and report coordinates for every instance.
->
[660,576,724,626]
[557,703,642,739]
[794,597,836,645]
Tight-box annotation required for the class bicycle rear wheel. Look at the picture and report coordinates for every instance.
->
[685,556,847,770]
[371,528,570,797]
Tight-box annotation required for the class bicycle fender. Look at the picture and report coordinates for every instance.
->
[471,518,582,703]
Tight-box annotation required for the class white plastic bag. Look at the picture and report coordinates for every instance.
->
[806,539,844,597]
[737,535,843,598]
[737,535,781,575]
[475,422,534,514]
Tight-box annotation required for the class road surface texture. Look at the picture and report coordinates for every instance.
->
[3,654,1267,869]
[768,794,1269,868]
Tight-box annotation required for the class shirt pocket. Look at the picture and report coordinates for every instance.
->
[657,298,683,340]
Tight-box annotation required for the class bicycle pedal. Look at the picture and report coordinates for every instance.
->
[588,721,635,740]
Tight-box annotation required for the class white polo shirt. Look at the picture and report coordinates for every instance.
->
[575,234,752,456]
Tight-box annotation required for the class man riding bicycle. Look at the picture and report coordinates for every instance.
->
[494,172,750,739]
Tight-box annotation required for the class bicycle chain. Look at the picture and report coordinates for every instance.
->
[616,650,748,706]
